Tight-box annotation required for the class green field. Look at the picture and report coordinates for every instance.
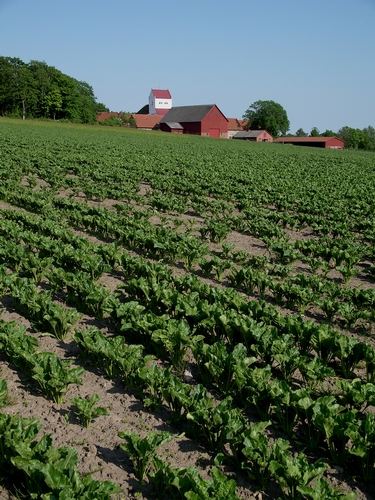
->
[0,118,374,499]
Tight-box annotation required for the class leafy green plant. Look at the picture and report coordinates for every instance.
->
[336,378,375,412]
[0,412,122,498]
[363,343,375,383]
[310,324,339,365]
[311,396,356,465]
[152,319,203,376]
[70,393,109,428]
[22,253,54,283]
[0,319,39,372]
[32,352,85,404]
[298,356,335,391]
[338,302,365,329]
[270,334,301,382]
[295,393,323,450]
[187,396,246,454]
[239,365,273,420]
[150,459,240,500]
[238,420,274,489]
[270,440,327,499]
[346,412,375,482]
[0,380,10,408]
[297,476,357,499]
[138,363,165,410]
[159,368,193,423]
[118,430,174,483]
[333,335,364,378]
[269,382,306,436]
[74,327,154,383]
[43,303,82,341]
[192,340,256,395]
[183,466,240,500]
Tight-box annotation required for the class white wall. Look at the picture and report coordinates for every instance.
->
[149,91,172,114]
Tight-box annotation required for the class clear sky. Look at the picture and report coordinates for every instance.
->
[1,0,374,134]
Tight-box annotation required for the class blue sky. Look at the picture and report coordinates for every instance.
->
[1,0,374,133]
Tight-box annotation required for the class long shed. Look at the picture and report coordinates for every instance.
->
[160,104,228,138]
[274,136,344,149]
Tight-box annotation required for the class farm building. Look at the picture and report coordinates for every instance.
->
[233,130,273,142]
[97,111,121,122]
[160,104,228,138]
[132,114,162,131]
[227,118,247,139]
[149,89,172,116]
[274,136,344,149]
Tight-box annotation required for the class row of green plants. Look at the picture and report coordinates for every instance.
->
[0,212,374,391]
[118,428,357,500]
[0,319,84,403]
[72,324,375,485]
[0,411,122,498]
[1,239,374,391]
[0,228,375,492]
[0,207,374,337]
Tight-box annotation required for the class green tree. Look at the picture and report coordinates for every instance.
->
[338,126,374,150]
[119,111,136,126]
[243,100,290,137]
[320,129,336,137]
[28,60,56,117]
[310,127,320,137]
[362,126,375,149]
[43,88,63,120]
[0,57,37,118]
[295,128,307,137]
[95,102,109,113]
[99,115,123,127]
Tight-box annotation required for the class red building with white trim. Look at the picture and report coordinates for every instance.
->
[149,89,172,116]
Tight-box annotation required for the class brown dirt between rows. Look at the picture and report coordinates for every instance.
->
[0,189,374,500]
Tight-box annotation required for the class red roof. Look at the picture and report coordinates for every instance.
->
[227,118,244,131]
[274,136,343,144]
[151,89,171,99]
[132,114,162,129]
[97,112,120,122]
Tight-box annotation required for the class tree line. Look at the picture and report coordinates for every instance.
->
[243,100,375,150]
[0,57,108,124]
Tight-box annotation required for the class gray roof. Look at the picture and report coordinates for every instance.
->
[160,104,219,123]
[233,130,265,139]
[164,122,184,129]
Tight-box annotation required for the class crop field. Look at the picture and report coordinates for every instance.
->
[0,118,375,499]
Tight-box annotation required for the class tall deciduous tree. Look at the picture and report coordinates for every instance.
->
[43,88,63,120]
[295,128,307,137]
[338,126,374,150]
[310,127,320,137]
[362,126,375,149]
[320,129,336,137]
[243,100,290,137]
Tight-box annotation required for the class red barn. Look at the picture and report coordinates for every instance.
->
[274,136,344,149]
[160,104,228,138]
